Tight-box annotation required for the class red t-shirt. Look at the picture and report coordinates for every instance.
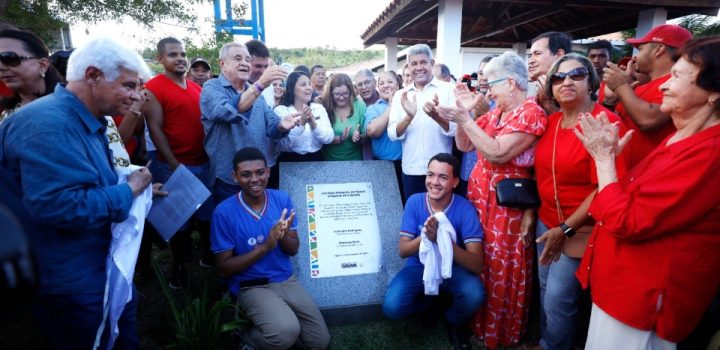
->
[615,74,675,169]
[535,103,627,228]
[145,74,208,165]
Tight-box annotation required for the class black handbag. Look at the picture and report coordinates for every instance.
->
[495,178,540,209]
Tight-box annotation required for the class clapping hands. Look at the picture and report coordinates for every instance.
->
[267,208,296,250]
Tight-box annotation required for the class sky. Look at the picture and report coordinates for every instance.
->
[68,0,392,51]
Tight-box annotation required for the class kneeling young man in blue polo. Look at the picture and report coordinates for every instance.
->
[383,153,485,350]
[211,147,330,350]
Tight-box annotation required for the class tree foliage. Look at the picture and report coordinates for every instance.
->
[0,0,212,41]
[140,43,383,76]
[619,14,720,58]
[271,47,383,69]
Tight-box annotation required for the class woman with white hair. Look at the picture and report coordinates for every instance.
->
[438,51,547,348]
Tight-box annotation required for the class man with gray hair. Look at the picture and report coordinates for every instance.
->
[355,69,380,106]
[200,42,295,205]
[387,43,457,201]
[0,37,153,348]
[433,63,453,83]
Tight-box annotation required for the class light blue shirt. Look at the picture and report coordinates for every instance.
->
[365,99,402,160]
[200,74,287,186]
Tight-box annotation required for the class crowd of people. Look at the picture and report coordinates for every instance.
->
[0,20,719,350]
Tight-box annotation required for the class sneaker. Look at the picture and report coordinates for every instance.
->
[447,323,472,350]
[168,264,187,290]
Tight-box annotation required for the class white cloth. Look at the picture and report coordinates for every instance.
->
[94,165,153,350]
[586,303,676,350]
[274,103,334,154]
[387,77,457,175]
[418,212,456,295]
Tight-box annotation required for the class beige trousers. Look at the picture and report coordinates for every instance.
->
[237,275,330,350]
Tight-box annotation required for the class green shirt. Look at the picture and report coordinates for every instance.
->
[322,98,367,161]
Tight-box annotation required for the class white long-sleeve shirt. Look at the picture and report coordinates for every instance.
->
[274,103,334,154]
[387,77,457,175]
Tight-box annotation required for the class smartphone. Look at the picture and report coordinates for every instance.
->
[239,278,269,289]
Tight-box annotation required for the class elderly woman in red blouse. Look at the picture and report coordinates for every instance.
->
[573,36,720,349]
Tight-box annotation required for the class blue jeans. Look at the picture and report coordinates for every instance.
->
[212,179,243,205]
[383,264,485,325]
[33,289,138,350]
[536,220,582,350]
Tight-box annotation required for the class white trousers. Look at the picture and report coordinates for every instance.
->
[585,303,675,350]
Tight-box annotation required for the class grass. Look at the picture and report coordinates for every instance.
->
[0,233,527,349]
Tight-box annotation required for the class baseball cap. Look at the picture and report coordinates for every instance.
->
[190,57,211,69]
[626,24,693,49]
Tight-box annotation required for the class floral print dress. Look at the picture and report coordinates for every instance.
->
[468,99,546,348]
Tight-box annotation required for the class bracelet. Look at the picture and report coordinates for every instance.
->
[128,108,143,118]
[253,82,264,93]
[246,86,260,97]
[559,222,576,238]
[601,100,617,110]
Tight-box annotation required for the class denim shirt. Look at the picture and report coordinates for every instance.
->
[0,84,133,294]
[200,74,286,186]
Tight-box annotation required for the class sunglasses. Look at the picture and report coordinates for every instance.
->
[550,67,589,85]
[0,52,39,67]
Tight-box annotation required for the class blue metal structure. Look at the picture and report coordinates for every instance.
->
[213,0,265,41]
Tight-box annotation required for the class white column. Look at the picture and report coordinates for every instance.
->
[436,0,463,77]
[513,42,527,61]
[637,7,668,37]
[384,37,398,73]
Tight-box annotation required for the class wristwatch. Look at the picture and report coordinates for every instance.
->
[559,222,576,238]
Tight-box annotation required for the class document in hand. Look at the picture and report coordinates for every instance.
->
[146,164,211,241]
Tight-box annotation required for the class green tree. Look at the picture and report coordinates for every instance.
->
[271,47,383,69]
[619,14,720,58]
[0,0,213,42]
[676,14,720,37]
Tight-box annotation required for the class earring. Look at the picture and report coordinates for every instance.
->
[40,71,45,78]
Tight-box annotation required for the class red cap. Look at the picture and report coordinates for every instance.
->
[626,24,693,49]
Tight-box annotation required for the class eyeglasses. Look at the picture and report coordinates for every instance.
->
[549,67,589,85]
[332,91,350,98]
[0,52,39,67]
[487,77,508,88]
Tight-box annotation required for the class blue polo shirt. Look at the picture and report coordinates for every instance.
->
[211,189,299,296]
[399,193,483,267]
